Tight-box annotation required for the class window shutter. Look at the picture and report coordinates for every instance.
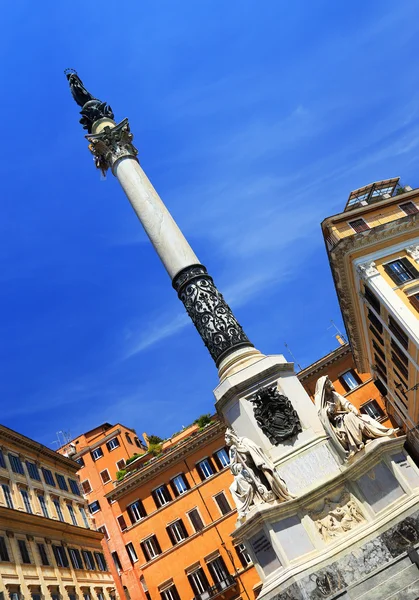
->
[383,263,402,285]
[196,462,205,481]
[180,519,188,538]
[151,489,160,508]
[166,525,176,545]
[401,257,419,279]
[140,541,149,561]
[169,480,179,497]
[338,376,350,393]
[153,535,162,554]
[182,474,190,490]
[52,546,60,566]
[212,452,222,470]
[117,515,127,531]
[138,500,147,518]
[187,574,200,596]
[127,506,136,525]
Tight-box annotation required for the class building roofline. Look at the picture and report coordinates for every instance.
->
[59,422,138,451]
[0,424,79,472]
[106,420,225,501]
[297,343,351,381]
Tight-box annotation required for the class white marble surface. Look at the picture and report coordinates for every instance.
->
[115,157,199,279]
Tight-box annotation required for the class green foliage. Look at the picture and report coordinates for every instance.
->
[396,185,406,195]
[126,453,141,466]
[116,469,126,480]
[148,442,163,457]
[147,434,163,445]
[193,414,213,429]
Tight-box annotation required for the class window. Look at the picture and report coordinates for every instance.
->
[125,433,133,445]
[349,218,369,233]
[141,577,151,600]
[127,500,146,524]
[214,492,231,516]
[116,459,126,471]
[95,551,108,571]
[81,479,92,495]
[152,484,172,508]
[134,437,143,448]
[141,535,161,561]
[409,293,419,312]
[69,548,83,569]
[97,525,109,540]
[117,515,128,531]
[21,489,32,514]
[235,543,252,568]
[389,316,409,349]
[9,454,24,475]
[214,448,230,469]
[112,551,122,571]
[374,355,387,376]
[26,461,40,481]
[400,201,419,215]
[100,469,111,484]
[69,479,81,496]
[207,556,229,584]
[37,543,49,566]
[82,550,95,570]
[0,537,9,561]
[384,258,419,285]
[160,586,180,600]
[374,378,388,397]
[42,467,55,486]
[0,449,5,469]
[53,499,64,522]
[188,508,205,532]
[18,539,31,564]
[2,484,13,509]
[368,309,383,334]
[53,545,69,568]
[197,458,215,480]
[32,594,42,600]
[170,474,190,496]
[76,456,85,467]
[188,568,210,596]
[391,352,409,379]
[106,437,120,452]
[364,285,380,314]
[91,447,104,461]
[67,504,78,526]
[391,339,409,365]
[56,474,69,492]
[126,542,138,563]
[79,506,90,528]
[370,324,385,347]
[88,500,100,514]
[372,339,386,362]
[167,519,188,545]
[360,400,385,421]
[339,369,361,392]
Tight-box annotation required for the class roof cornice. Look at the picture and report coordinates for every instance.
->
[0,425,79,472]
[106,421,225,501]
[298,344,351,381]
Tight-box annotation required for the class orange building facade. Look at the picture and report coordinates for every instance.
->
[59,423,148,600]
[298,341,394,428]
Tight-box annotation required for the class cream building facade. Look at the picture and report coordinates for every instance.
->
[322,178,419,438]
[0,424,117,600]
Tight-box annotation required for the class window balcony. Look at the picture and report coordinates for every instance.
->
[193,576,236,600]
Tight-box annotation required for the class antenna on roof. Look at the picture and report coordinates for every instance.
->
[284,342,303,372]
[328,320,347,346]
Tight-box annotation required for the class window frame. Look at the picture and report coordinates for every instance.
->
[141,535,161,561]
[166,519,188,545]
[214,492,231,516]
[338,369,361,392]
[2,483,14,509]
[360,399,385,421]
[384,257,419,286]
[106,437,120,452]
[348,218,370,233]
[26,461,41,481]
[88,500,101,514]
[196,458,215,480]
[152,484,172,508]
[187,507,205,532]
[20,489,33,514]
[126,542,138,564]
[18,539,31,564]
[53,499,65,522]
[9,454,24,475]
[81,479,92,495]
[42,467,56,487]
[91,447,104,461]
[399,201,419,215]
[100,469,111,484]
[56,473,69,492]
[38,494,49,518]
[170,473,189,496]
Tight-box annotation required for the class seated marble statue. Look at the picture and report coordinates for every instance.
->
[225,428,294,519]
[315,376,398,458]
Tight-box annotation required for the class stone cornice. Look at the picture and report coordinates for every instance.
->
[297,344,350,381]
[326,214,419,370]
[0,505,103,542]
[106,421,225,500]
[0,425,79,473]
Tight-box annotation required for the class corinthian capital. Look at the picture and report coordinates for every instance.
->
[406,245,419,261]
[356,261,379,280]
[86,118,138,175]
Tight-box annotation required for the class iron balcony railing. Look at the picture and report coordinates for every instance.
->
[192,575,236,600]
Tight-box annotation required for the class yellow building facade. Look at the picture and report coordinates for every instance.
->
[322,178,419,441]
[0,425,117,600]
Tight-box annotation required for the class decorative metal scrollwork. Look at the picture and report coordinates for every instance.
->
[172,264,253,365]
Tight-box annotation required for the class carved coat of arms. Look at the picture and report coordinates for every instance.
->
[249,385,302,445]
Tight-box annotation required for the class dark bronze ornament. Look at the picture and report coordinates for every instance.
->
[65,69,114,133]
[172,264,253,366]
[250,385,302,445]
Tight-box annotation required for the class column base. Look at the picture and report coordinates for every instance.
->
[217,346,265,381]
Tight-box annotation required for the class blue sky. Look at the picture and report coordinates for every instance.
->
[1,1,419,448]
